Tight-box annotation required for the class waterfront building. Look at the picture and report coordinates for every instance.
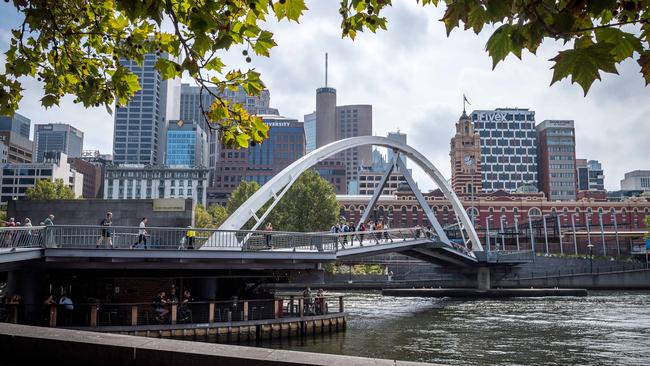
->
[338,190,650,232]
[387,130,407,169]
[34,123,84,162]
[450,111,482,197]
[0,113,33,163]
[113,53,181,165]
[304,111,316,153]
[0,152,83,202]
[536,120,576,201]
[470,108,538,193]
[620,170,650,191]
[165,119,209,167]
[587,160,605,190]
[103,165,209,206]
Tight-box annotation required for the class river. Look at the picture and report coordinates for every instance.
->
[261,291,650,365]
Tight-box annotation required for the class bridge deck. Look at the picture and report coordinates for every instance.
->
[0,226,532,268]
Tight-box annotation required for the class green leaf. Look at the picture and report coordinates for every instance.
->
[594,28,643,62]
[467,5,487,34]
[253,30,277,57]
[205,57,225,72]
[41,94,59,108]
[550,42,618,95]
[485,24,520,69]
[235,132,251,148]
[273,0,308,22]
[155,58,181,80]
[638,52,650,86]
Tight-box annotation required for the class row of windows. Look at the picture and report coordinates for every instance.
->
[550,172,575,178]
[548,146,574,152]
[549,163,575,169]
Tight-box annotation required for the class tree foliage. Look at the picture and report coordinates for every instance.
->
[269,170,339,232]
[207,203,229,227]
[2,0,648,142]
[25,179,76,200]
[194,203,215,228]
[218,171,339,231]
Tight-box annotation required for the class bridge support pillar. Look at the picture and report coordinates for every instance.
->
[477,267,491,290]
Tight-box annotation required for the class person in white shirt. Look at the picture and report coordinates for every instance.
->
[131,217,148,249]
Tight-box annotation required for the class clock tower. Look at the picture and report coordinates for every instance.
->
[450,110,482,197]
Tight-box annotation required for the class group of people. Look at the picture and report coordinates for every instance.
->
[302,287,328,315]
[330,220,394,247]
[3,214,55,249]
[152,284,194,323]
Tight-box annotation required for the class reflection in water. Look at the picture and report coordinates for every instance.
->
[257,291,650,365]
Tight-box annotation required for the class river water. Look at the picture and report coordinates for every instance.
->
[262,291,650,365]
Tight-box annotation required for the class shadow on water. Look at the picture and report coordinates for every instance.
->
[192,291,650,365]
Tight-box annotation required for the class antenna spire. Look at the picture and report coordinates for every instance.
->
[325,53,328,87]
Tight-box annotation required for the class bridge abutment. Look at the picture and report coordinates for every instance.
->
[477,267,491,290]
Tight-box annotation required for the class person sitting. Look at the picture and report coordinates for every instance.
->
[178,290,193,322]
[58,293,74,325]
[152,291,169,323]
[302,287,313,315]
[314,288,326,315]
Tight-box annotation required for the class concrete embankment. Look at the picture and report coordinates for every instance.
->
[382,288,588,298]
[0,323,435,366]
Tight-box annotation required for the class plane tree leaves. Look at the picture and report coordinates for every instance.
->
[1,0,649,150]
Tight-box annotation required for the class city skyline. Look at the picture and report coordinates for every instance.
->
[0,1,648,191]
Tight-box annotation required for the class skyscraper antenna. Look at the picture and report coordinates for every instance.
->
[325,53,328,87]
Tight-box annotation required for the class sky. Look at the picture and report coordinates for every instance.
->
[1,1,648,191]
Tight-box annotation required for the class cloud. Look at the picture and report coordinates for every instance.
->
[1,1,648,191]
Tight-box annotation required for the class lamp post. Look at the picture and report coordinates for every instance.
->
[499,215,506,251]
[587,243,594,273]
[485,215,493,252]
[571,213,578,255]
[542,214,549,255]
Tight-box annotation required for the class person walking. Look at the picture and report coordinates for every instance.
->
[383,220,393,243]
[264,222,273,249]
[42,214,55,247]
[341,222,349,248]
[358,222,366,246]
[96,212,113,248]
[4,218,16,249]
[185,226,196,250]
[131,217,148,249]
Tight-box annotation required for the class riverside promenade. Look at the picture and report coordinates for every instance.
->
[0,323,434,366]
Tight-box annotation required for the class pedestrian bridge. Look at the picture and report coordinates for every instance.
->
[0,225,533,269]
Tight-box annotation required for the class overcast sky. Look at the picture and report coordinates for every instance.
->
[1,1,648,191]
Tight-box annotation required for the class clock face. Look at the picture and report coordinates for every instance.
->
[464,155,473,166]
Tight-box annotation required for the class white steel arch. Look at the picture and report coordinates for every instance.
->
[217,136,483,251]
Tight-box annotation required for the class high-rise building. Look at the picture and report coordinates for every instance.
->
[209,115,305,203]
[178,83,278,185]
[113,53,180,166]
[450,111,482,197]
[587,159,605,190]
[576,159,589,191]
[165,120,209,167]
[0,113,33,163]
[244,115,305,185]
[34,123,84,162]
[337,105,372,188]
[387,131,407,169]
[0,113,30,139]
[536,120,576,201]
[620,170,650,191]
[0,141,7,163]
[470,108,538,193]
[315,87,337,149]
[304,112,316,153]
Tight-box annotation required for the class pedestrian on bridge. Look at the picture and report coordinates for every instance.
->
[358,222,366,246]
[96,212,113,249]
[264,222,273,249]
[42,214,55,247]
[131,217,148,249]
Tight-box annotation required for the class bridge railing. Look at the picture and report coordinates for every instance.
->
[0,226,46,250]
[0,225,453,254]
